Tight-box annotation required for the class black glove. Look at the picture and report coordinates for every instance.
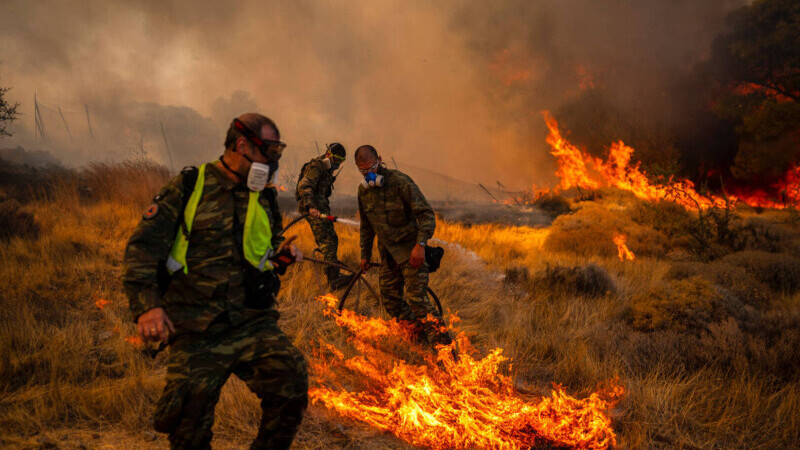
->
[269,247,296,275]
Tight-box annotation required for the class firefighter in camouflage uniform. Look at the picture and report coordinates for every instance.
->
[123,113,308,450]
[295,143,351,289]
[354,145,452,347]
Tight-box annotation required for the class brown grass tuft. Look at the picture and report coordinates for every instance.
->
[0,197,39,240]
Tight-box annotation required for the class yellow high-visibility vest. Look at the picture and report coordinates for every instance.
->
[166,163,274,275]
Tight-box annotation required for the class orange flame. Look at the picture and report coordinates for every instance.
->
[543,112,600,191]
[541,112,800,210]
[95,298,112,309]
[612,234,635,261]
[309,294,623,449]
[542,112,733,210]
[125,336,143,348]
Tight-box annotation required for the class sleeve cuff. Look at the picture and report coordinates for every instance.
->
[130,288,161,322]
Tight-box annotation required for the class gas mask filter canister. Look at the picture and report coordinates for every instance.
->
[247,162,271,192]
[361,171,384,188]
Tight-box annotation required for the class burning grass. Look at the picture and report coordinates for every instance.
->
[1,160,800,449]
[310,294,622,450]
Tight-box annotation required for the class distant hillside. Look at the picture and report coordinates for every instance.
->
[0,146,62,168]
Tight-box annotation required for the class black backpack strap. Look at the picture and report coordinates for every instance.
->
[177,166,199,237]
[295,161,312,201]
[157,165,198,296]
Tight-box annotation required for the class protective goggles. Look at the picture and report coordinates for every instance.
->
[233,118,286,157]
[357,160,380,175]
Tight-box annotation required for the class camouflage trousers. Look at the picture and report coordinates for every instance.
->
[378,251,451,346]
[307,216,339,263]
[153,311,308,450]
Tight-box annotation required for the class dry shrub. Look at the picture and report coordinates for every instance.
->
[540,263,616,297]
[80,159,172,208]
[532,192,572,218]
[612,301,800,380]
[728,216,799,253]
[628,199,694,239]
[666,261,771,307]
[503,265,531,286]
[505,263,616,298]
[0,198,39,240]
[706,261,772,306]
[544,203,669,258]
[626,277,743,334]
[719,250,800,294]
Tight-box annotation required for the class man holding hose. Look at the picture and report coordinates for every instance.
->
[295,142,351,289]
[355,144,452,348]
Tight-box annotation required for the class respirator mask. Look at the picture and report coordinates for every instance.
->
[322,146,346,171]
[359,160,384,188]
[231,118,286,192]
[244,156,280,192]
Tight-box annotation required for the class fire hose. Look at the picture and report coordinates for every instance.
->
[281,214,443,316]
[316,259,443,317]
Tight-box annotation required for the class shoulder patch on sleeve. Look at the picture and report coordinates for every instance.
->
[143,203,160,220]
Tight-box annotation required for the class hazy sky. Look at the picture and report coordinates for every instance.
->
[0,0,748,189]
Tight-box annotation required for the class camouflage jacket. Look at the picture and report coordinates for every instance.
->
[358,167,435,263]
[123,161,284,332]
[295,156,335,214]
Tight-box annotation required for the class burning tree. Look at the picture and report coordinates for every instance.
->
[704,0,800,182]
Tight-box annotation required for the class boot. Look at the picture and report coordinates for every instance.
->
[325,266,352,290]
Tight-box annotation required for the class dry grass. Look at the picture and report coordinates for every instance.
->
[1,160,799,449]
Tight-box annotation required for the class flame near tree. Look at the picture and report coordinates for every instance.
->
[542,112,800,210]
[310,294,623,450]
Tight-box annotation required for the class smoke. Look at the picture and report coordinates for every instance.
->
[448,0,751,175]
[0,0,749,189]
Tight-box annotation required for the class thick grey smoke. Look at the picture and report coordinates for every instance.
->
[0,0,749,192]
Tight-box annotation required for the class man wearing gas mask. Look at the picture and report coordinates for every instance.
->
[123,113,308,449]
[295,142,351,289]
[355,145,452,348]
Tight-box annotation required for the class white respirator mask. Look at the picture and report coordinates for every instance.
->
[247,162,269,192]
[247,162,271,192]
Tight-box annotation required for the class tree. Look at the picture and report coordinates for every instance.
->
[703,0,800,181]
[0,85,20,138]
